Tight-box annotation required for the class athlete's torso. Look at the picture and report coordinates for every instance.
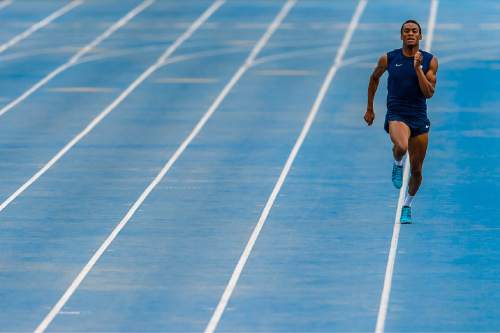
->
[386,48,433,117]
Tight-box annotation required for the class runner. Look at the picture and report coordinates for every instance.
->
[364,19,438,223]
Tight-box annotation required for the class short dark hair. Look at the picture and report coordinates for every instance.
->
[401,20,422,34]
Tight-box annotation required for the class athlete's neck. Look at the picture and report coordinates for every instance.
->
[402,44,419,57]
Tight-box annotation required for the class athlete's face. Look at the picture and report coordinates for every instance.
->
[401,23,422,47]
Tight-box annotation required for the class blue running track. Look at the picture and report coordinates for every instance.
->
[0,0,498,332]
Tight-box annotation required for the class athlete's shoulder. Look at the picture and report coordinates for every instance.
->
[387,48,401,57]
[420,49,435,60]
[386,49,401,63]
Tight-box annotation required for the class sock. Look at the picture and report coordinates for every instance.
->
[394,159,404,167]
[404,194,414,207]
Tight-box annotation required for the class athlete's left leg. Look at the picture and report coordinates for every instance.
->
[408,132,429,196]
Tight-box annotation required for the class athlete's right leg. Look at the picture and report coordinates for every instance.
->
[388,120,411,160]
[388,121,411,189]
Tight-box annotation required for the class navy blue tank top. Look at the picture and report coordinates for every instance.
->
[387,48,433,117]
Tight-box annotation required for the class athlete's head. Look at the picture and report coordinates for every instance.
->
[400,20,422,47]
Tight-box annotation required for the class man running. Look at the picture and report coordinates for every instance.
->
[364,19,438,223]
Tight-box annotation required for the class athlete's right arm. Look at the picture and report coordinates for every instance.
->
[364,54,388,126]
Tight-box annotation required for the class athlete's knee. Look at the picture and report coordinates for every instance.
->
[393,141,408,155]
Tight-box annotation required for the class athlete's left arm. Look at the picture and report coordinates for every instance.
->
[415,53,438,98]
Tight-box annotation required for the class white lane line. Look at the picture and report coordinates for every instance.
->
[204,1,367,332]
[253,45,336,66]
[0,0,223,217]
[78,46,245,69]
[58,311,80,315]
[32,3,224,332]
[225,39,255,46]
[480,23,500,30]
[154,77,219,84]
[374,1,438,333]
[254,69,316,76]
[0,0,83,54]
[33,1,295,332]
[0,46,79,62]
[252,41,375,67]
[0,0,154,117]
[46,87,116,93]
[0,0,12,11]
[425,0,438,52]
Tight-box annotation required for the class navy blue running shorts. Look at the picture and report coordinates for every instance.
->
[384,113,430,137]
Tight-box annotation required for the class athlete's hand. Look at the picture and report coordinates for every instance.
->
[414,51,423,69]
[364,108,375,126]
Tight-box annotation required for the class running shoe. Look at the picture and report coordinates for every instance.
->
[392,163,403,189]
[400,205,412,224]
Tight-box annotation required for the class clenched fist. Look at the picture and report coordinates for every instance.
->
[364,108,375,126]
[414,51,423,69]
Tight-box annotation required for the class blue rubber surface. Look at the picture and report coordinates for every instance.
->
[0,0,498,332]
